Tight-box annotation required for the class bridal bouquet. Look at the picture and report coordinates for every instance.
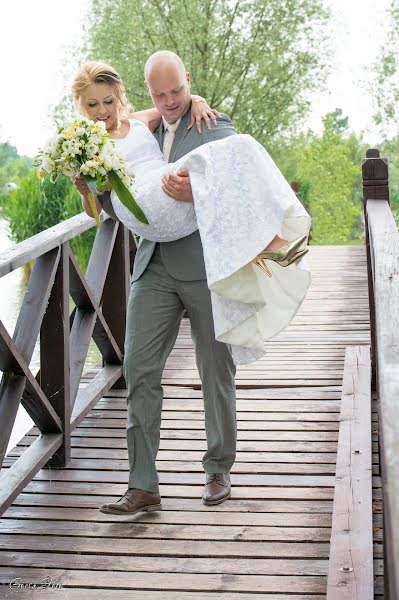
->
[34,117,148,227]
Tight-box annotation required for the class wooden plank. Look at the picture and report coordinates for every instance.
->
[327,346,373,599]
[10,493,334,513]
[100,221,130,388]
[15,469,336,487]
[13,248,60,364]
[0,434,62,516]
[0,211,103,278]
[0,584,327,600]
[69,251,123,364]
[39,243,71,468]
[0,325,63,432]
[0,369,30,469]
[3,505,331,527]
[0,567,327,593]
[69,220,119,403]
[0,524,331,543]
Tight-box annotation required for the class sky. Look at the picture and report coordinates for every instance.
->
[0,0,393,157]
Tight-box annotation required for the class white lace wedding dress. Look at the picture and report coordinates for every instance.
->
[111,119,311,364]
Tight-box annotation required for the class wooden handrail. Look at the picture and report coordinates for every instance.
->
[0,211,107,278]
[0,211,134,516]
[363,148,398,599]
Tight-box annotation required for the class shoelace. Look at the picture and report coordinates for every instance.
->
[207,474,228,486]
[118,490,136,505]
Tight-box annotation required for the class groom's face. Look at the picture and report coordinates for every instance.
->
[145,65,191,124]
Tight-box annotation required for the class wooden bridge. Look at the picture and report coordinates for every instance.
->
[0,150,396,598]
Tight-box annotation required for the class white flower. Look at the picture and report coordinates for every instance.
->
[80,160,98,176]
[86,142,99,158]
[42,157,55,172]
[61,164,74,177]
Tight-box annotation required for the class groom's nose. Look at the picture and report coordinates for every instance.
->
[164,95,176,106]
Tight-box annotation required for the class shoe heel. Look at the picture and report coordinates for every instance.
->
[144,503,162,512]
[253,258,272,277]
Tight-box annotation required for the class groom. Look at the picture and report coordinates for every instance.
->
[100,51,237,515]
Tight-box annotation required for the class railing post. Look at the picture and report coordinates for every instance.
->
[40,242,71,468]
[362,149,389,393]
[101,224,131,388]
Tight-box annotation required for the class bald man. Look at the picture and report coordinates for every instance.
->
[100,51,237,516]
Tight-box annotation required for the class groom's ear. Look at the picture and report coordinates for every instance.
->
[186,72,191,86]
[144,80,150,94]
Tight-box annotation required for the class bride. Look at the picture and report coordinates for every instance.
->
[72,60,311,364]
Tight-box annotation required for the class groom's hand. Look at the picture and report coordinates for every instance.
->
[162,169,193,202]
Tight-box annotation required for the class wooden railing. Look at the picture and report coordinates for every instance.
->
[0,212,134,515]
[363,149,399,599]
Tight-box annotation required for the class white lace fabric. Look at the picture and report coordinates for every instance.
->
[112,119,312,364]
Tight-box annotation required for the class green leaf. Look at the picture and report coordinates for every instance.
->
[108,170,148,224]
[83,175,98,196]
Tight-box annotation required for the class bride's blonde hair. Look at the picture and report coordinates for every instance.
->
[72,61,134,118]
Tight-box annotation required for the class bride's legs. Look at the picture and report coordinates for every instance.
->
[263,235,289,251]
[253,233,309,277]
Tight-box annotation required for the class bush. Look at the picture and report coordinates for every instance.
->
[3,170,95,271]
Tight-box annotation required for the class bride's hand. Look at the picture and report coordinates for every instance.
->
[71,175,111,196]
[71,174,90,198]
[189,95,220,133]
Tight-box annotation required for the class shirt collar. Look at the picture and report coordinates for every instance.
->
[162,116,181,132]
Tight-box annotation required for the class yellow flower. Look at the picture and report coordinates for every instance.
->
[38,169,46,180]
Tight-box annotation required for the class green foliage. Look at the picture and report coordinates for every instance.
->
[371,1,399,137]
[370,3,399,228]
[378,137,399,226]
[76,0,330,146]
[0,142,32,206]
[3,170,95,271]
[275,110,367,244]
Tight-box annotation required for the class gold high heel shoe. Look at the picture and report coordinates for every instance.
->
[253,235,309,277]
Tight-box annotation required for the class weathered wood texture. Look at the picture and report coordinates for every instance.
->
[0,220,129,516]
[367,197,399,599]
[0,212,109,279]
[327,346,373,599]
[0,245,381,598]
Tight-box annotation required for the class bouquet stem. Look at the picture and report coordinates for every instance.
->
[87,191,101,228]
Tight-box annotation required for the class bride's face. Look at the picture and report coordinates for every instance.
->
[81,83,120,130]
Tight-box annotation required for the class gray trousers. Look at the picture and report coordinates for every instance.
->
[123,245,237,493]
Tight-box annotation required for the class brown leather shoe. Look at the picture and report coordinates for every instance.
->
[99,488,162,515]
[202,473,231,505]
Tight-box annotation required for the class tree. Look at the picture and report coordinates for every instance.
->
[78,0,330,146]
[371,1,399,143]
[275,110,366,244]
[370,1,399,226]
[3,171,95,272]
